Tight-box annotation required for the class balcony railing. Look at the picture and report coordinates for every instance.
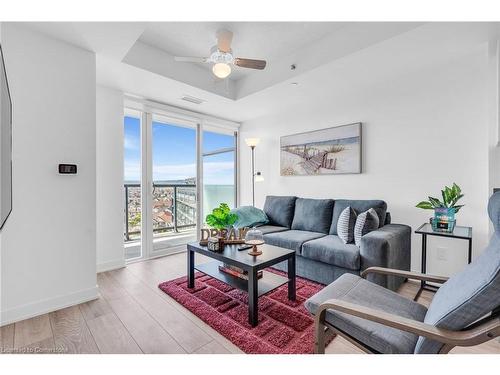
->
[124,183,197,242]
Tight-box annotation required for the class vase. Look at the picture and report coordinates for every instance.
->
[432,207,456,232]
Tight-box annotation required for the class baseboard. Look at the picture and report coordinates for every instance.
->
[97,259,125,273]
[0,286,99,326]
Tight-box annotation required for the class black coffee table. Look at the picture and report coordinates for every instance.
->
[187,242,296,327]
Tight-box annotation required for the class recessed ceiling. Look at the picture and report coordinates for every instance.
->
[138,22,348,81]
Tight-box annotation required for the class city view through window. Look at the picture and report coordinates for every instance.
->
[124,116,236,248]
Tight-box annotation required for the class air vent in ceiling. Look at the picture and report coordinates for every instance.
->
[180,95,205,105]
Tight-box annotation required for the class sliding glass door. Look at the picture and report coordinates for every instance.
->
[124,111,142,260]
[123,107,237,261]
[151,115,197,254]
[202,128,237,222]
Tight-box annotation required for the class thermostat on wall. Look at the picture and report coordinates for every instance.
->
[59,164,77,174]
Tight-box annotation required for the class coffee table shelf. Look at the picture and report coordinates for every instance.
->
[187,242,296,327]
[196,261,289,297]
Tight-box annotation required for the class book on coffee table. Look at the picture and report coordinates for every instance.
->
[218,265,263,281]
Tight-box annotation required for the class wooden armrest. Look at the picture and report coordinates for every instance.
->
[361,267,449,284]
[316,299,500,347]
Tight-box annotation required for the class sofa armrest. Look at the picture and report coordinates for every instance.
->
[359,224,411,291]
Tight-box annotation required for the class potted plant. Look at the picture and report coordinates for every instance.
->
[205,203,238,238]
[416,183,464,232]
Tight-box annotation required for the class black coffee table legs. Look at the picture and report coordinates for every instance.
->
[288,256,296,301]
[187,247,296,328]
[248,269,259,326]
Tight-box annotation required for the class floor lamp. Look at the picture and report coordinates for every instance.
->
[245,138,264,206]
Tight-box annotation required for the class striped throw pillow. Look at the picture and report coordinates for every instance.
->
[354,208,380,247]
[337,206,357,244]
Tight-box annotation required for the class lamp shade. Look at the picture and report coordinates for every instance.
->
[245,138,260,147]
[212,63,231,79]
[255,172,264,182]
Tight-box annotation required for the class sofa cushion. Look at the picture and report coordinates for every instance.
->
[354,208,380,247]
[264,230,325,253]
[330,200,387,235]
[255,225,289,235]
[263,196,297,228]
[305,274,427,354]
[337,206,357,244]
[301,235,360,270]
[291,198,334,234]
[231,206,269,229]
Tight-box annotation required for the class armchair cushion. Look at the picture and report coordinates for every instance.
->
[301,235,360,270]
[263,230,325,253]
[414,233,500,354]
[305,273,427,354]
[263,196,297,228]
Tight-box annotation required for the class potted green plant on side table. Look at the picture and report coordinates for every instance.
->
[416,183,465,232]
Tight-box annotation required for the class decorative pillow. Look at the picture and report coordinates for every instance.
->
[230,206,269,229]
[354,208,380,246]
[337,206,357,244]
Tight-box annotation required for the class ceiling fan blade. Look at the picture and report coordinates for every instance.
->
[234,58,267,70]
[216,29,233,53]
[174,56,208,63]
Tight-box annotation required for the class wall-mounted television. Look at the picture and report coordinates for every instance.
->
[0,44,12,230]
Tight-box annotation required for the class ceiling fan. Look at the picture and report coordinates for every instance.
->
[174,29,267,79]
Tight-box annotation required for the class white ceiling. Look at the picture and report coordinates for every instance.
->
[139,22,348,80]
[12,22,500,123]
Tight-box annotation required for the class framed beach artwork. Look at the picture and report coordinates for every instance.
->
[280,122,362,176]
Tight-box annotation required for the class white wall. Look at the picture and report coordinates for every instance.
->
[0,21,3,321]
[240,46,490,277]
[0,25,97,325]
[96,86,125,272]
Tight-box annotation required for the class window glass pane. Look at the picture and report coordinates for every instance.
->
[124,116,141,183]
[203,130,235,153]
[152,121,197,243]
[203,151,235,222]
[152,121,196,182]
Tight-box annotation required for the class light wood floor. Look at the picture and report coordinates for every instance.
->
[1,250,499,354]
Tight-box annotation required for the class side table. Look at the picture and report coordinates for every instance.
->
[414,223,472,301]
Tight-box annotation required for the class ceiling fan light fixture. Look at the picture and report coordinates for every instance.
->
[212,63,231,79]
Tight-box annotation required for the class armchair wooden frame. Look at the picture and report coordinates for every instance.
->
[314,267,500,354]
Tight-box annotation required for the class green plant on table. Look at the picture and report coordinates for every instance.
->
[205,203,238,230]
[416,182,464,212]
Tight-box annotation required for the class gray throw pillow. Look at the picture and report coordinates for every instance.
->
[337,206,357,244]
[354,208,380,246]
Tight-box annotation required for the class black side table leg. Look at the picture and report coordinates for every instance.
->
[468,239,472,264]
[248,269,258,327]
[414,233,427,301]
[187,248,195,288]
[288,255,296,301]
[421,233,427,289]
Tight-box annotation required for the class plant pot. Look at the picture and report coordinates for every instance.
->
[432,207,456,233]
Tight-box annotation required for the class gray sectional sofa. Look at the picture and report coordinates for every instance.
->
[258,196,411,291]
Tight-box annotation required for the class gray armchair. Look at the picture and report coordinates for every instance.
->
[306,192,500,354]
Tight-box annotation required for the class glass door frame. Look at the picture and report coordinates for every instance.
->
[124,100,239,262]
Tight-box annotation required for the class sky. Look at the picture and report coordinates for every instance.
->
[124,116,235,184]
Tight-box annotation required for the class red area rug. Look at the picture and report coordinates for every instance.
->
[158,269,328,354]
